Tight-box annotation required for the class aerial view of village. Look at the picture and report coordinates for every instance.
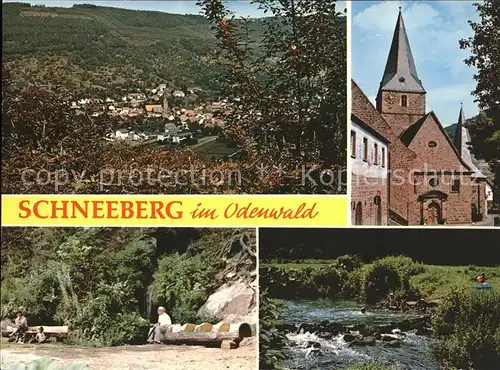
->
[2,0,347,195]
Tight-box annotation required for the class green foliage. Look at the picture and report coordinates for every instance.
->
[260,255,366,300]
[460,1,500,196]
[362,256,424,304]
[153,253,220,323]
[259,289,286,370]
[432,289,500,369]
[199,0,347,193]
[1,357,88,370]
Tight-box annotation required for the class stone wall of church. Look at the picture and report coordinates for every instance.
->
[382,113,424,138]
[387,142,418,222]
[406,114,469,171]
[408,174,474,225]
[472,181,487,221]
[351,174,388,226]
[378,91,425,137]
[378,91,426,116]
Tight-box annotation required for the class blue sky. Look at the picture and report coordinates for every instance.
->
[5,1,346,19]
[352,1,480,126]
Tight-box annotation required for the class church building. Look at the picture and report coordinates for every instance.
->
[351,9,487,226]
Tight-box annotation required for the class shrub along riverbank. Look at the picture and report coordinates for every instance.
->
[260,256,500,369]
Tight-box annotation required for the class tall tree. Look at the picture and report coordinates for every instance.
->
[198,0,347,193]
[460,0,500,197]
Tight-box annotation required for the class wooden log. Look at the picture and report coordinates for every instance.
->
[182,323,196,333]
[195,323,213,333]
[161,322,252,345]
[214,322,230,333]
[221,340,238,350]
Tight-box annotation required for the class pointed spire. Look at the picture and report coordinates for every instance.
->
[379,8,425,93]
[453,103,465,153]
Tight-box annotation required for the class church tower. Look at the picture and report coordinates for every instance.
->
[376,8,426,137]
[162,89,170,118]
[453,103,465,153]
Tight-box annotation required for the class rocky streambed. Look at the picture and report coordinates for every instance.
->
[279,299,438,369]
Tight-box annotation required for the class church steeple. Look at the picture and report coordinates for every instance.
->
[376,8,427,136]
[379,7,425,93]
[453,103,465,154]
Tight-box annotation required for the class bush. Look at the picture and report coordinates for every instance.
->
[362,256,423,304]
[259,289,286,370]
[153,253,219,323]
[432,289,500,369]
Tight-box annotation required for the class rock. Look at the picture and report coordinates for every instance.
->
[307,341,321,349]
[386,340,401,348]
[353,337,376,346]
[359,325,375,337]
[297,323,316,334]
[378,324,395,334]
[427,299,441,308]
[416,327,432,336]
[392,329,402,335]
[221,340,238,350]
[318,332,333,340]
[381,334,401,342]
[388,305,399,311]
[343,333,357,342]
[197,280,256,324]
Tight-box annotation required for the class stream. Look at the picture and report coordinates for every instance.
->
[282,299,438,370]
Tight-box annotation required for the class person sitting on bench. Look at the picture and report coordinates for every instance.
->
[9,311,28,343]
[147,306,172,344]
[29,326,46,344]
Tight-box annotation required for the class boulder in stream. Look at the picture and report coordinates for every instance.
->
[343,333,357,342]
[353,337,376,346]
[386,339,401,348]
[381,333,402,342]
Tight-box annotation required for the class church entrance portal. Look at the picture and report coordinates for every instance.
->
[426,201,441,225]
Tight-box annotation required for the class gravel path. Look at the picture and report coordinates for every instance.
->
[0,338,257,370]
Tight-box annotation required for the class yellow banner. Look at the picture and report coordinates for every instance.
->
[1,195,348,227]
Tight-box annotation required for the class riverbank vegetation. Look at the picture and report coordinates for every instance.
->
[261,256,500,304]
[432,289,500,369]
[1,227,255,347]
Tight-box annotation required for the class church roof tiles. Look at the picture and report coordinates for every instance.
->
[379,9,425,93]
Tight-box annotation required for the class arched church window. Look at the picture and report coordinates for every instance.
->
[401,95,408,107]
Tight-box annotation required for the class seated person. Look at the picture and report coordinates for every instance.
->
[9,311,28,343]
[29,326,46,344]
[147,306,172,344]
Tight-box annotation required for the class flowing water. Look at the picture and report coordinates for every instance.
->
[282,299,438,370]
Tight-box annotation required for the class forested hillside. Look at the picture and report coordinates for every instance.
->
[2,2,263,98]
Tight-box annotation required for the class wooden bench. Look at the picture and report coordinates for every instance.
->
[2,325,69,339]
